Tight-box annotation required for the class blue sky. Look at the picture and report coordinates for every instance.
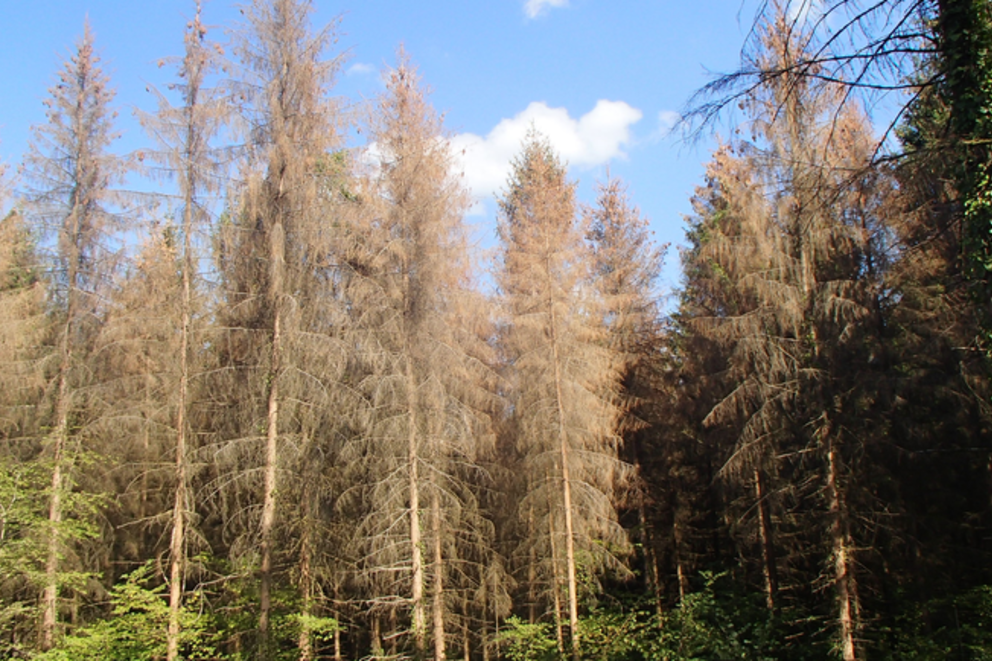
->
[0,0,766,294]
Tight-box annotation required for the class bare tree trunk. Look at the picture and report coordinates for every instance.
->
[371,613,383,659]
[673,520,688,602]
[527,505,537,625]
[549,284,580,660]
[461,590,471,661]
[332,586,343,661]
[42,256,76,652]
[42,413,66,651]
[167,76,199,658]
[548,509,565,656]
[166,340,189,661]
[407,355,426,658]
[298,487,315,661]
[827,436,858,661]
[754,467,778,612]
[259,220,286,651]
[432,493,446,661]
[481,571,490,661]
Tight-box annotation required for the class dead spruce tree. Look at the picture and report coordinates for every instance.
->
[340,54,499,661]
[584,176,667,608]
[496,132,630,658]
[682,14,897,660]
[213,0,343,655]
[133,6,228,656]
[22,22,127,650]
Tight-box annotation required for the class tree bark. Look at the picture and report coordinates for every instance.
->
[298,486,315,661]
[548,260,580,659]
[754,468,778,612]
[42,207,80,651]
[167,71,198,659]
[259,219,285,652]
[826,429,858,661]
[407,354,426,657]
[431,492,446,661]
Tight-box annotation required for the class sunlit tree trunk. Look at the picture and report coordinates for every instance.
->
[432,493,446,661]
[824,421,858,661]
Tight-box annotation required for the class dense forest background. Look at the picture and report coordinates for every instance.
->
[1,0,991,659]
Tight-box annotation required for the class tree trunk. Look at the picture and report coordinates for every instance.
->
[432,493,446,661]
[259,219,285,652]
[167,124,196,661]
[754,468,778,612]
[673,520,689,602]
[371,613,383,659]
[41,426,65,651]
[407,355,426,657]
[42,279,75,652]
[298,486,315,661]
[548,508,565,656]
[527,505,537,625]
[481,562,491,661]
[549,280,580,660]
[333,587,343,661]
[461,590,471,661]
[827,432,858,661]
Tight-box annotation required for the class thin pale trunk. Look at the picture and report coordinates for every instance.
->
[492,568,501,660]
[371,613,383,658]
[166,430,187,661]
[42,211,80,651]
[827,435,858,661]
[167,109,197,661]
[42,415,66,651]
[407,355,426,657]
[141,371,151,542]
[527,505,537,624]
[548,270,579,659]
[461,590,470,661]
[673,520,688,602]
[432,493,445,661]
[259,219,285,649]
[481,563,490,661]
[333,587,343,661]
[166,373,189,661]
[548,509,565,656]
[298,487,315,661]
[754,468,778,612]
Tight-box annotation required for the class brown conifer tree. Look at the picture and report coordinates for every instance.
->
[681,16,898,659]
[137,6,228,657]
[212,1,343,655]
[497,132,630,658]
[585,176,667,606]
[341,53,499,661]
[22,23,128,650]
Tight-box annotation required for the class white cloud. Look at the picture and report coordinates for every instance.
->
[524,0,568,19]
[347,62,375,76]
[450,100,643,207]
